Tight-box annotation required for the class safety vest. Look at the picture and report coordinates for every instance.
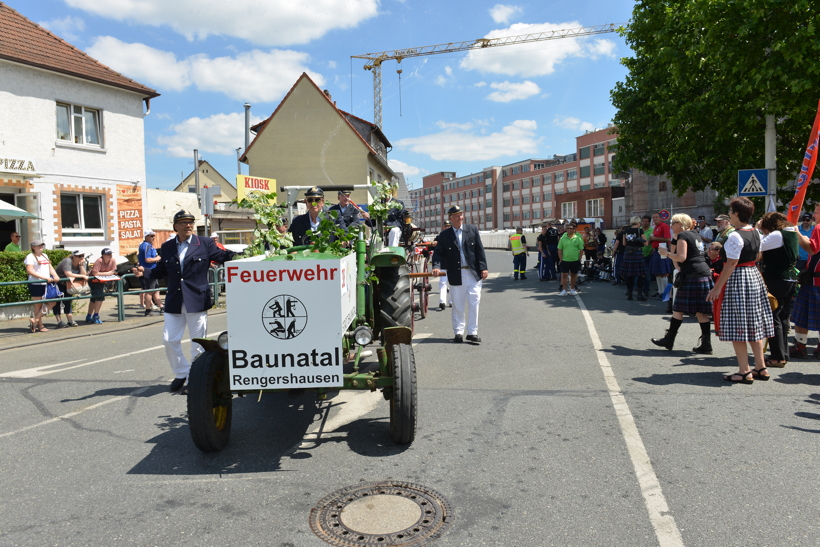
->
[510,234,526,255]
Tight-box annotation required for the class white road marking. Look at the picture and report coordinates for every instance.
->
[0,359,87,378]
[412,332,433,346]
[575,294,685,547]
[0,386,150,440]
[113,370,135,374]
[0,332,221,378]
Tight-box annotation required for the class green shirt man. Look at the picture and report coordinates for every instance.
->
[4,232,21,252]
[557,230,585,262]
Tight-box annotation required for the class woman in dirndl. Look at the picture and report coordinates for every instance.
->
[706,197,774,383]
[651,214,713,352]
[614,216,647,301]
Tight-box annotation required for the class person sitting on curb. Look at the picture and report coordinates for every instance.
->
[54,250,88,328]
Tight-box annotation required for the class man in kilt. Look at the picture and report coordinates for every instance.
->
[615,216,647,300]
[647,212,673,298]
[706,197,774,383]
[791,203,820,358]
[651,214,713,352]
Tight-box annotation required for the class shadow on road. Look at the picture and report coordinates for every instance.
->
[60,383,167,403]
[631,370,733,387]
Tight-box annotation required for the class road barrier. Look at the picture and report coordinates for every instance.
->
[0,266,226,323]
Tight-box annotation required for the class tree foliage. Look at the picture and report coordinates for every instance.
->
[611,0,820,206]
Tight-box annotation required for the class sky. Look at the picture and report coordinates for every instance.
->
[14,0,635,191]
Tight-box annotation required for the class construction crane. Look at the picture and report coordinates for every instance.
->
[352,23,624,129]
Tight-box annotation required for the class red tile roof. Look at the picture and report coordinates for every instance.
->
[0,3,159,98]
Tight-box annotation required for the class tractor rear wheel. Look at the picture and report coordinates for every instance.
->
[376,265,412,340]
[187,351,232,452]
[389,342,417,444]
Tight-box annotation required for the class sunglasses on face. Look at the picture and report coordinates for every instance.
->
[307,199,323,204]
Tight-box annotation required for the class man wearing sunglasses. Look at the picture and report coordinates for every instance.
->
[4,232,22,252]
[289,187,341,245]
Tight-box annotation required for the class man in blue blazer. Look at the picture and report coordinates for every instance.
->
[432,205,489,344]
[150,210,236,392]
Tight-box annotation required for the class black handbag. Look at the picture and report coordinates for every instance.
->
[673,271,685,289]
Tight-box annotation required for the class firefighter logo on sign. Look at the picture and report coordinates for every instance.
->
[262,295,308,340]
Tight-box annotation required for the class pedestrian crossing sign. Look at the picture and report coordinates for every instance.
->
[737,169,768,197]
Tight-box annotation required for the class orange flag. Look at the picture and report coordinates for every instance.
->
[787,100,820,225]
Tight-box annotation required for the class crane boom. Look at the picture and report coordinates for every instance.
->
[352,23,624,129]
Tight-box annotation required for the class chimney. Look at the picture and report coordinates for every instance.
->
[244,103,251,151]
[323,89,332,101]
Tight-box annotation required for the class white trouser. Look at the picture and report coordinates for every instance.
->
[449,268,482,336]
[163,303,208,379]
[439,270,449,306]
[387,226,402,247]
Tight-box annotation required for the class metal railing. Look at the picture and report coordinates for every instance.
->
[0,267,226,322]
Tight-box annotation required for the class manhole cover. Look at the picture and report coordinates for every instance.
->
[309,481,453,546]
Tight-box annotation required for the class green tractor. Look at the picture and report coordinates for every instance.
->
[186,193,419,453]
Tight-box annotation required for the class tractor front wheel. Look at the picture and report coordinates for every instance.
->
[376,265,413,340]
[389,342,417,444]
[187,351,232,452]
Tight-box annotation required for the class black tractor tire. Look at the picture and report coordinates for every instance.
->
[187,351,232,452]
[376,265,412,339]
[389,343,417,444]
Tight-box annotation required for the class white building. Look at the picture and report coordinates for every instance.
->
[0,3,159,258]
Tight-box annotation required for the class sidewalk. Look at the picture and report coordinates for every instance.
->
[0,293,226,351]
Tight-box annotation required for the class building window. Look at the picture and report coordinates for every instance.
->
[561,201,577,218]
[60,194,104,236]
[593,143,606,156]
[580,165,590,178]
[567,169,577,180]
[555,189,564,195]
[594,162,606,176]
[522,195,530,204]
[502,169,508,177]
[512,197,520,206]
[522,165,530,172]
[543,192,552,200]
[502,183,510,192]
[486,198,493,208]
[586,198,604,217]
[555,172,565,182]
[503,213,511,222]
[512,166,520,175]
[523,211,530,219]
[523,179,530,188]
[544,208,552,217]
[659,180,667,191]
[56,103,101,146]
[532,193,540,203]
[512,181,519,190]
[513,213,521,220]
[486,183,492,193]
[533,163,545,170]
[543,174,552,184]
[503,198,511,207]
[532,177,540,187]
[533,210,540,219]
[579,146,590,159]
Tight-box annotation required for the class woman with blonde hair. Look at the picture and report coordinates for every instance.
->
[23,240,59,332]
[652,214,713,352]
[614,216,647,301]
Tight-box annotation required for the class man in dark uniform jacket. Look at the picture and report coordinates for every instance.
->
[432,205,489,344]
[150,210,236,392]
[328,189,372,231]
[289,187,343,245]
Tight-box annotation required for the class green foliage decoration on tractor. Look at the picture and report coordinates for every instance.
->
[186,181,416,452]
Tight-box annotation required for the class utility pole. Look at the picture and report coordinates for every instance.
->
[765,114,777,212]
[236,147,242,176]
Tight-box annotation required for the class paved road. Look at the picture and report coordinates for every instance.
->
[0,250,818,546]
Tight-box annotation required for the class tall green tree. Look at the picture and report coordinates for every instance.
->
[611,0,820,205]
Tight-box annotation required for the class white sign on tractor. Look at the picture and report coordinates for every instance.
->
[225,253,357,390]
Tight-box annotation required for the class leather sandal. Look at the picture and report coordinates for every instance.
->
[751,367,770,381]
[764,357,786,368]
[723,371,753,384]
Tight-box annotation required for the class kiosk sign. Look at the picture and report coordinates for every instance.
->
[225,254,356,390]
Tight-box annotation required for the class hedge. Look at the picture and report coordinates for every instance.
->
[0,250,72,305]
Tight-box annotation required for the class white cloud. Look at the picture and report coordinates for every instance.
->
[86,37,325,102]
[554,116,596,133]
[38,16,86,41]
[327,60,338,69]
[460,21,618,77]
[388,159,428,178]
[434,66,454,86]
[66,0,379,46]
[474,81,487,88]
[486,80,540,102]
[157,112,263,157]
[396,120,539,161]
[489,4,522,24]
[435,121,474,131]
